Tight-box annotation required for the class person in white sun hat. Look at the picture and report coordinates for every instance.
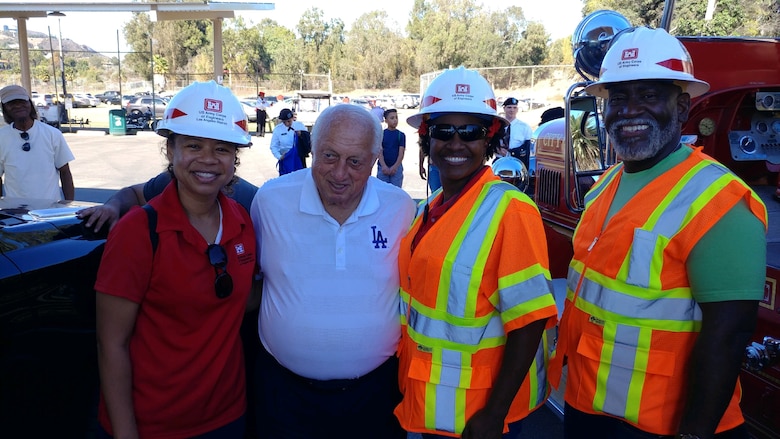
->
[550,26,767,439]
[95,80,258,439]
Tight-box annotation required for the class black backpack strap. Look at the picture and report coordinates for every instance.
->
[141,204,158,254]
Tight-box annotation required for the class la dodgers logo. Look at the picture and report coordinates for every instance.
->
[371,226,388,249]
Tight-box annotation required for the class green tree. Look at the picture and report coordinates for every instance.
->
[340,11,404,89]
[296,8,345,76]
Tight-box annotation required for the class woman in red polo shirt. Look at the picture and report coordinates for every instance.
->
[95,81,257,439]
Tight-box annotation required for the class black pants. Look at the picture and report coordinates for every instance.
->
[256,110,267,136]
[563,404,750,439]
[254,345,405,439]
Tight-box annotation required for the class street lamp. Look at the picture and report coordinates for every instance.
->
[47,11,67,101]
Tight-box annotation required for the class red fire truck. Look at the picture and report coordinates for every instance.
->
[533,4,780,438]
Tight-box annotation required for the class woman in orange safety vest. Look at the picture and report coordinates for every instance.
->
[395,66,558,438]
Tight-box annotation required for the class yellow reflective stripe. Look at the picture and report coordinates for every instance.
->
[574,292,700,332]
[584,163,623,207]
[593,321,615,411]
[425,348,439,429]
[400,287,410,325]
[577,272,701,327]
[625,326,652,423]
[497,264,554,319]
[406,316,506,353]
[424,350,470,433]
[435,181,499,317]
[502,293,556,327]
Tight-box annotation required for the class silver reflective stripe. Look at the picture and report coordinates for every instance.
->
[499,272,555,312]
[649,164,724,237]
[533,330,552,405]
[446,183,509,317]
[567,265,581,295]
[400,293,410,319]
[601,324,639,416]
[578,276,700,322]
[407,308,505,345]
[584,164,622,205]
[626,164,724,289]
[434,349,463,432]
[626,229,656,288]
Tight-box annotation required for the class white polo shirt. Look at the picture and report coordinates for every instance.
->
[508,118,533,149]
[250,169,415,380]
[0,120,74,200]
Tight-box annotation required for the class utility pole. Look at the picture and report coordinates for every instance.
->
[57,18,67,98]
[47,26,58,100]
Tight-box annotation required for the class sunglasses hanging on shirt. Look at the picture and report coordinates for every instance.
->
[20,131,30,152]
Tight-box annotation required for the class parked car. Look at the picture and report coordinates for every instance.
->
[239,100,257,122]
[96,90,121,105]
[125,96,167,118]
[74,93,99,108]
[121,94,134,107]
[349,98,372,110]
[291,90,332,131]
[393,94,420,109]
[30,92,53,107]
[0,198,107,437]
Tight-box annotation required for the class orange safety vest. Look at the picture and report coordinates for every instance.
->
[549,147,767,435]
[395,170,558,436]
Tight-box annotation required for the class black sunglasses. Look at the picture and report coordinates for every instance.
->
[206,244,233,299]
[428,124,488,142]
[20,132,30,152]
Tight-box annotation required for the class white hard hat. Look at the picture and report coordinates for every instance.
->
[407,66,507,129]
[156,81,251,146]
[584,26,710,98]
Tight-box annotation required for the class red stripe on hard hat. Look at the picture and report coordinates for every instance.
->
[236,119,247,132]
[657,58,693,74]
[484,98,497,110]
[422,96,441,108]
[167,108,187,120]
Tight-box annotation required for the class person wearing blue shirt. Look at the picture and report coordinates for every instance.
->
[376,109,406,188]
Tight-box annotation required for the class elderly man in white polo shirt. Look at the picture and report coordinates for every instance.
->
[249,103,415,439]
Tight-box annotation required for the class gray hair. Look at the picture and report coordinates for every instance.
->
[311,104,382,157]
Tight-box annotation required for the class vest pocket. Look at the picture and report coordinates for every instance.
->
[408,354,493,389]
[573,331,677,418]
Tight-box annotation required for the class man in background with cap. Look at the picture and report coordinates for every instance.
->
[270,108,295,161]
[549,27,766,439]
[0,84,75,200]
[498,97,533,171]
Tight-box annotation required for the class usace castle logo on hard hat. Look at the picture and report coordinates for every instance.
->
[622,48,638,60]
[456,84,470,94]
[204,98,223,113]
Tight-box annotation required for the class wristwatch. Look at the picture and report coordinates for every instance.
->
[677,434,701,439]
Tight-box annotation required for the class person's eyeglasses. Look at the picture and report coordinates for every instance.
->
[20,132,30,152]
[206,244,233,299]
[428,124,488,142]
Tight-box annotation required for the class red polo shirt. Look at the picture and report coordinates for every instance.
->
[95,182,256,438]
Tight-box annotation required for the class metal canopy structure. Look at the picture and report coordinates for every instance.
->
[0,1,275,91]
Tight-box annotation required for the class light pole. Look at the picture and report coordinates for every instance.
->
[48,12,67,101]
[47,26,58,101]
